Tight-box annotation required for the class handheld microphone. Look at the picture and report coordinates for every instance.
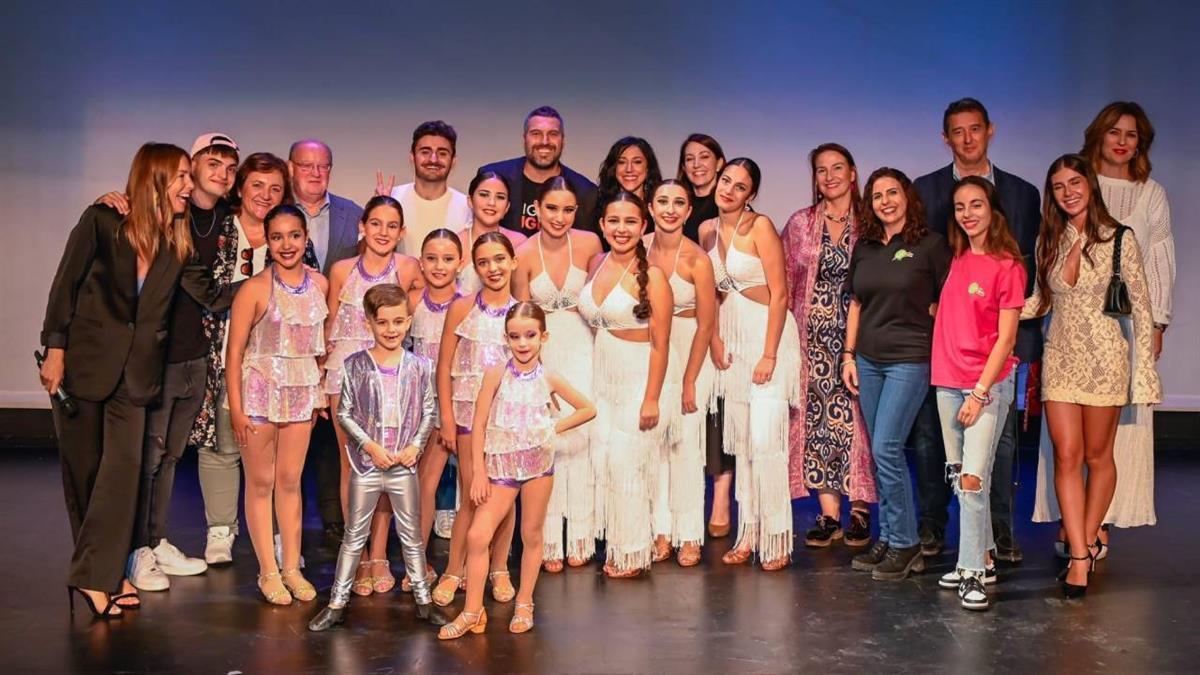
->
[34,349,78,418]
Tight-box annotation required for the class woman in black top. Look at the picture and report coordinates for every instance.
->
[841,168,950,581]
[40,142,229,617]
[675,133,733,536]
[597,137,663,222]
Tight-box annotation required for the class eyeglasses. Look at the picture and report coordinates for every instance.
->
[294,162,332,175]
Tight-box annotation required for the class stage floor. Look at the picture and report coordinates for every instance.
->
[1,445,1192,673]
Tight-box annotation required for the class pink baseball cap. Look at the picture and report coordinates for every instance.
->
[190,132,240,157]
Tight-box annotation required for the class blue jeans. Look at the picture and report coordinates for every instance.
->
[936,372,1016,572]
[855,356,929,549]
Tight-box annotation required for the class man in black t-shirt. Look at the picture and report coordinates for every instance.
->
[478,105,599,236]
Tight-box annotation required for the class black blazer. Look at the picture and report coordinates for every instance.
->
[914,164,1043,362]
[477,157,600,236]
[41,205,230,406]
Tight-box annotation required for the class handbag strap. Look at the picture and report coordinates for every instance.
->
[1111,225,1129,279]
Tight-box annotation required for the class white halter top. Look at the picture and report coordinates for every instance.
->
[529,234,587,312]
[578,254,644,330]
[708,214,767,292]
[650,234,694,315]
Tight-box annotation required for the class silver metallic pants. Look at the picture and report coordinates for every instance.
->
[330,467,431,607]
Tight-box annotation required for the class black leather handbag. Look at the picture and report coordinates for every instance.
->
[1103,225,1132,317]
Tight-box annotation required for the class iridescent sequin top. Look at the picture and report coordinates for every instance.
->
[483,359,555,481]
[325,256,400,394]
[336,349,435,476]
[450,293,515,429]
[243,268,328,422]
[410,288,460,363]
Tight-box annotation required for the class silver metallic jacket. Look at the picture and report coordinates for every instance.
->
[336,349,436,476]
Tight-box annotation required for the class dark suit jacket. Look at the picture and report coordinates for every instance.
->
[477,157,600,236]
[41,205,231,405]
[914,164,1043,362]
[322,192,363,276]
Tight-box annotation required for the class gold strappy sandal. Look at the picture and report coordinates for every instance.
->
[432,574,463,607]
[352,562,374,596]
[437,608,487,640]
[257,572,293,606]
[489,570,516,603]
[509,602,535,634]
[370,559,396,593]
[281,568,317,602]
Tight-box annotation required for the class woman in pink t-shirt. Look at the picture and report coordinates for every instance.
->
[930,176,1026,612]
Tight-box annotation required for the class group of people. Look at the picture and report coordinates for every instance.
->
[39,98,1173,631]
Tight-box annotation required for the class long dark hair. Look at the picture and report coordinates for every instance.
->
[858,167,927,245]
[598,136,662,203]
[948,176,1023,265]
[1034,154,1120,313]
[809,143,862,212]
[675,133,726,189]
[599,190,652,321]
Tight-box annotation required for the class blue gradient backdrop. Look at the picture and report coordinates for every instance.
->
[2,1,1197,407]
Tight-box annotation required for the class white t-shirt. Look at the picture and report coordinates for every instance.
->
[390,183,471,256]
[220,215,270,359]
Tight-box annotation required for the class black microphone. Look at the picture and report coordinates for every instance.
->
[34,349,78,417]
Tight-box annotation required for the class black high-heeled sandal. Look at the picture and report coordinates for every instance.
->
[1061,552,1094,599]
[67,586,128,618]
[1092,536,1109,563]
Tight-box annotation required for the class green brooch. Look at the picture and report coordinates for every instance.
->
[892,249,914,262]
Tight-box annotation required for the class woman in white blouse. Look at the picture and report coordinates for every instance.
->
[1036,101,1175,555]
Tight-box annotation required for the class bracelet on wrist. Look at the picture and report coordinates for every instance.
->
[969,390,991,405]
[840,360,856,369]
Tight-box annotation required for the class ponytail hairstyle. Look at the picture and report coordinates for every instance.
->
[468,170,512,197]
[599,190,652,320]
[472,230,516,266]
[361,194,405,227]
[536,175,578,203]
[651,178,693,205]
[264,203,308,235]
[505,300,548,332]
[124,142,193,263]
[422,227,463,256]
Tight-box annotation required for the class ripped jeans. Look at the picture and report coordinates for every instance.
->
[935,371,1015,573]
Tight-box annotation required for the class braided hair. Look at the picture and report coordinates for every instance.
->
[600,190,652,320]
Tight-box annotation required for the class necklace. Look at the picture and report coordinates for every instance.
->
[822,206,850,225]
[192,209,218,239]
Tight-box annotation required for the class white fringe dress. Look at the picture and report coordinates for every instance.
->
[709,232,802,563]
[651,239,714,549]
[528,236,596,561]
[578,255,681,572]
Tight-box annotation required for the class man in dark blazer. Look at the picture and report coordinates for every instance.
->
[289,138,364,540]
[912,97,1042,563]
[478,105,600,237]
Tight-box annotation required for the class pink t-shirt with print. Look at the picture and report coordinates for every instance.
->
[931,251,1027,389]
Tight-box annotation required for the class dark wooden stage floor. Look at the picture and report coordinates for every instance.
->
[2,443,1193,673]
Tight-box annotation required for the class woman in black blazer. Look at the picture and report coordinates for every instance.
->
[40,142,228,617]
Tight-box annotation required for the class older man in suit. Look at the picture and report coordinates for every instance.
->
[288,138,363,541]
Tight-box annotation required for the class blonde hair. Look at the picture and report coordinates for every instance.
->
[124,142,193,262]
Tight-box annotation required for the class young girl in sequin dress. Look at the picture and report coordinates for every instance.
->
[512,177,604,572]
[410,228,464,589]
[432,232,520,606]
[455,171,528,295]
[645,180,718,567]
[438,302,596,639]
[225,204,328,605]
[324,195,421,596]
[579,191,679,579]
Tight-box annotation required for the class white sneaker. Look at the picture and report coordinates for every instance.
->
[205,526,235,565]
[938,565,997,589]
[274,533,305,570]
[153,538,208,576]
[129,546,170,591]
[434,510,456,539]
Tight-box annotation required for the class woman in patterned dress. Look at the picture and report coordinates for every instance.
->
[783,144,876,549]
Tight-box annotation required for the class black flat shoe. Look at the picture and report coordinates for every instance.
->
[308,606,345,632]
[417,602,451,626]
